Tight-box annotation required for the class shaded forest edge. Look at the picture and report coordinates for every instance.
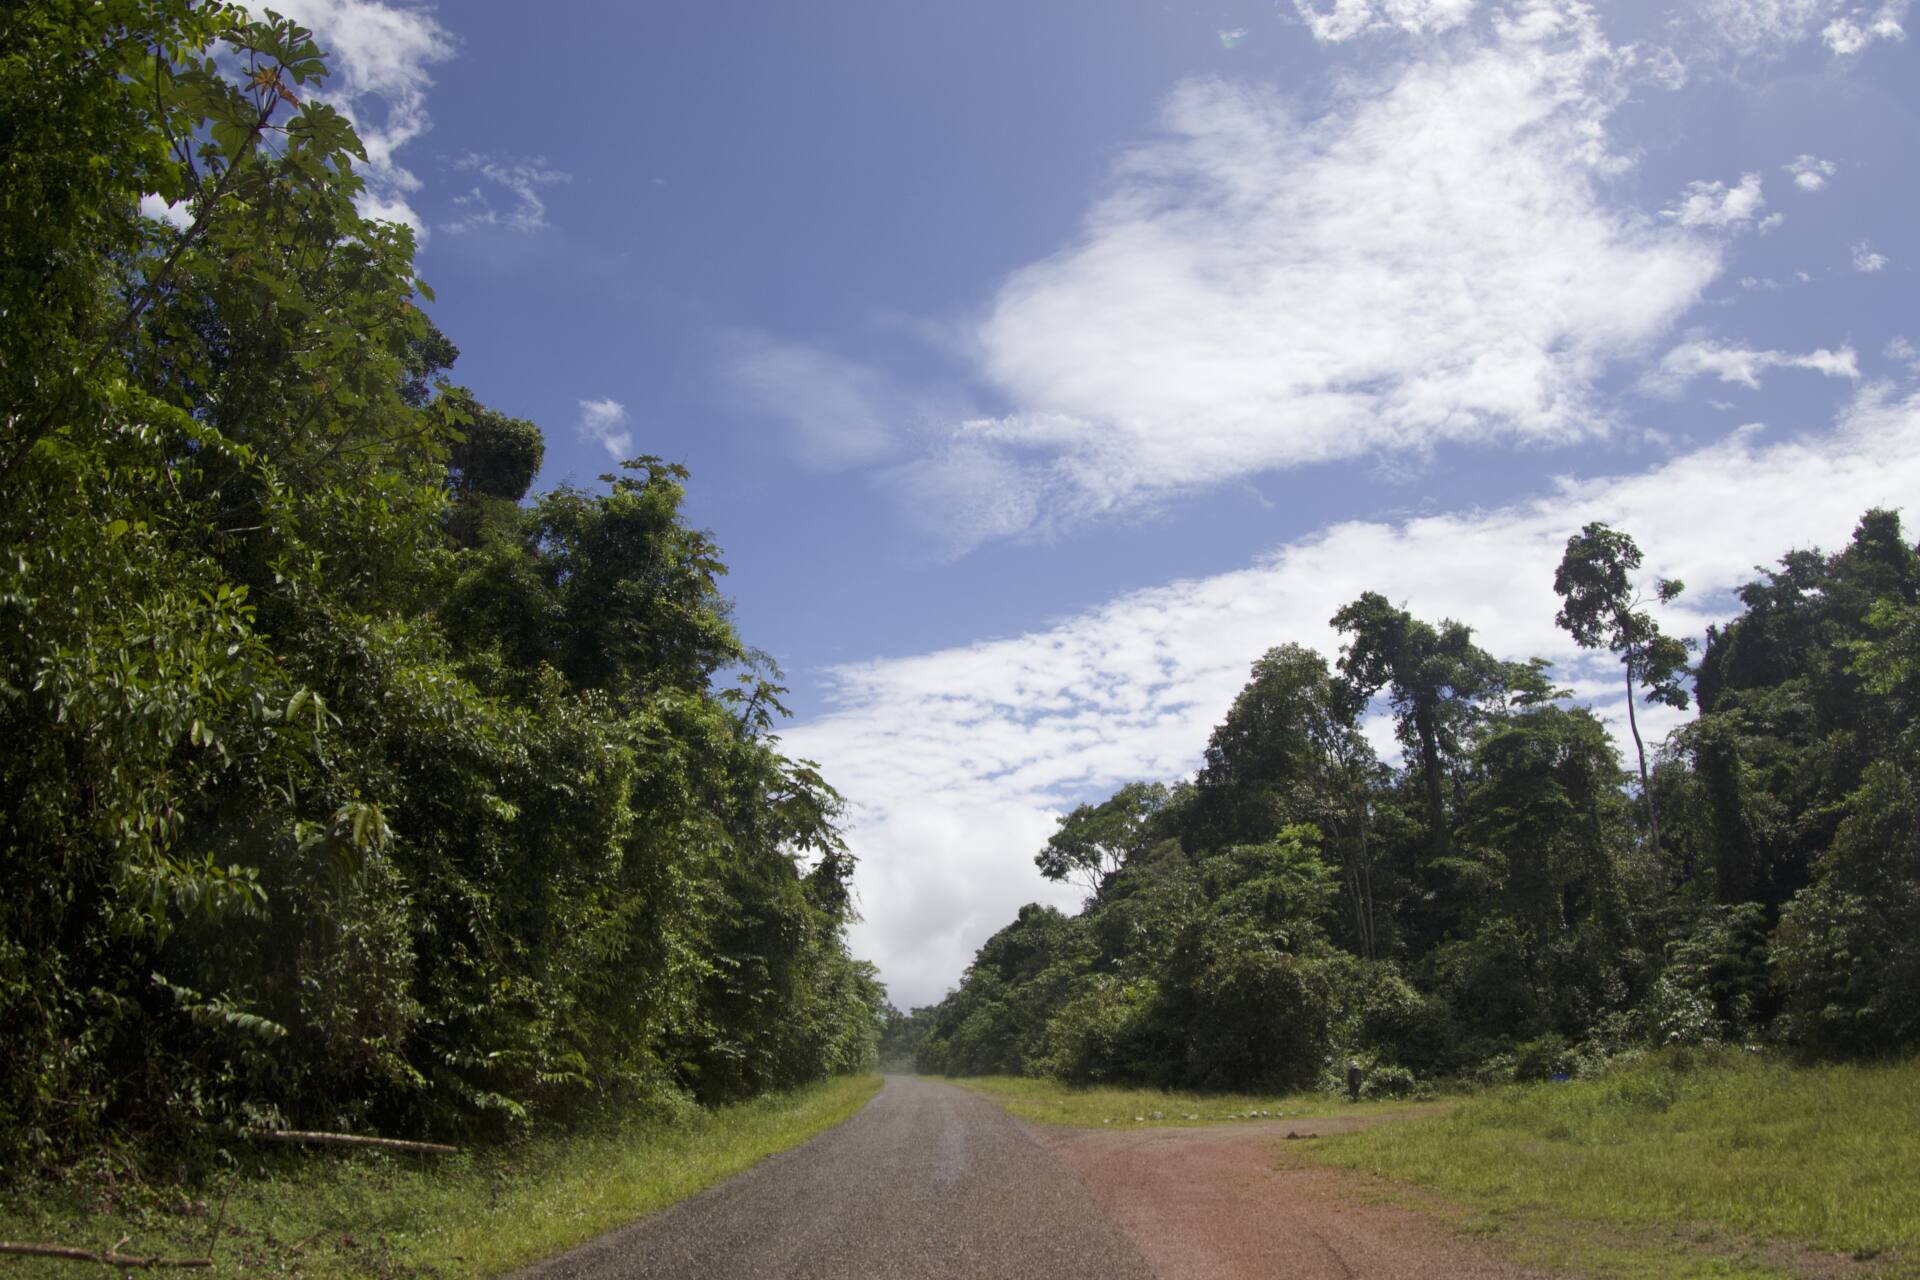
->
[0,1076,882,1278]
[888,509,1920,1093]
[1,0,884,1187]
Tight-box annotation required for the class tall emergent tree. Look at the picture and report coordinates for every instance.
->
[1331,594,1505,859]
[1553,522,1692,855]
[1036,781,1169,897]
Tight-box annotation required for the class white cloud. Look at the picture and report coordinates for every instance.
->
[249,0,455,236]
[716,335,906,470]
[1785,154,1837,192]
[1661,173,1768,230]
[1691,0,1907,57]
[903,5,1718,551]
[1889,337,1920,372]
[801,387,1920,1006]
[138,193,194,230]
[576,398,632,460]
[1854,241,1890,272]
[442,153,571,234]
[1693,0,1836,55]
[1823,0,1909,52]
[1290,0,1476,42]
[883,440,1051,558]
[1643,338,1859,395]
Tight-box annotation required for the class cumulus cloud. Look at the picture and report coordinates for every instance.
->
[442,153,571,234]
[799,386,1920,1005]
[1661,173,1768,230]
[1643,338,1860,395]
[896,4,1718,551]
[248,0,455,235]
[716,335,908,470]
[576,398,632,460]
[138,193,193,231]
[1785,154,1837,192]
[1290,0,1476,42]
[1854,241,1890,272]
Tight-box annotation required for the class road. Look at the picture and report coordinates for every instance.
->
[516,1075,1156,1280]
[517,1076,1545,1280]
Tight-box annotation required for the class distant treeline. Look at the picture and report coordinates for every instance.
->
[890,511,1920,1091]
[0,3,879,1171]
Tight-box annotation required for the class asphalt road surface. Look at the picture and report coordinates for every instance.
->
[516,1075,1157,1280]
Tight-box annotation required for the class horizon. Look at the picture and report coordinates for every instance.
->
[249,0,1920,1007]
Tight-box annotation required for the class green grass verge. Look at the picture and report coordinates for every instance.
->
[0,1073,881,1278]
[947,1073,1419,1128]
[1303,1050,1920,1277]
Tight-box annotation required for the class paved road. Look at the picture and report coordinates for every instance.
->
[516,1075,1155,1280]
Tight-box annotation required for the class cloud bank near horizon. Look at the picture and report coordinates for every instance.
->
[792,384,1920,1007]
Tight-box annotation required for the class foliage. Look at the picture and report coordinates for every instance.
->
[0,0,878,1176]
[0,1075,880,1279]
[920,511,1920,1094]
[1554,522,1692,857]
[1035,781,1169,897]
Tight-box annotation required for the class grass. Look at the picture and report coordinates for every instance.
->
[1302,1050,1920,1276]
[0,1073,881,1277]
[947,1073,1422,1128]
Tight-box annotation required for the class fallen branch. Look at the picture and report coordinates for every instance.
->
[0,1240,213,1268]
[245,1129,460,1156]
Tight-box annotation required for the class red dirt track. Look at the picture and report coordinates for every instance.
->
[1039,1113,1550,1280]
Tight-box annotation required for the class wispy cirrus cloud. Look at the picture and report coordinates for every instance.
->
[1689,0,1908,58]
[801,383,1920,1005]
[715,334,912,470]
[442,153,571,234]
[1289,0,1476,42]
[1643,337,1859,395]
[576,398,632,460]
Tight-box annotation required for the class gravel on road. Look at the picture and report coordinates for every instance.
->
[514,1075,1155,1280]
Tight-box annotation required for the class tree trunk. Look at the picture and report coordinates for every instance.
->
[1414,703,1447,858]
[1623,655,1662,858]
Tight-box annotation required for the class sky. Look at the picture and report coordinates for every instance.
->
[245,0,1919,1008]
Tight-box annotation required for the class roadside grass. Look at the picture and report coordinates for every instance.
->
[947,1073,1423,1128]
[1303,1049,1920,1276]
[0,1073,881,1278]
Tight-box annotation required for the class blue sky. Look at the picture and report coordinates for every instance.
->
[259,0,1918,1006]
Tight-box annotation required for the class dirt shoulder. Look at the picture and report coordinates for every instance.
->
[1035,1111,1550,1280]
[1033,1106,1909,1280]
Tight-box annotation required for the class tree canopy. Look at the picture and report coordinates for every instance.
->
[0,1,880,1168]
[913,511,1920,1092]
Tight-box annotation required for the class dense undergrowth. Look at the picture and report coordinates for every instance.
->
[0,1075,881,1277]
[1,0,882,1184]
